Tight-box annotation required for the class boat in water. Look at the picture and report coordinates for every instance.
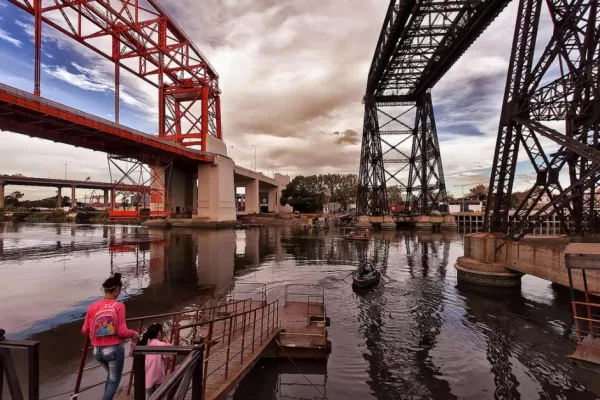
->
[352,262,380,288]
[343,233,371,242]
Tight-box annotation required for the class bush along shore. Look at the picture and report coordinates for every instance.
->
[0,209,112,224]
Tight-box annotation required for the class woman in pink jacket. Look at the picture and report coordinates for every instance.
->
[82,273,139,400]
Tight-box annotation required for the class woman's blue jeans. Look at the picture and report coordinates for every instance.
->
[93,344,125,400]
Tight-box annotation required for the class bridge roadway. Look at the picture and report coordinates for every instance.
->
[0,83,214,165]
[0,174,148,209]
[0,83,284,220]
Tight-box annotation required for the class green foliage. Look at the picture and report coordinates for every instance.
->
[468,184,487,199]
[387,185,404,205]
[3,191,24,207]
[280,174,358,212]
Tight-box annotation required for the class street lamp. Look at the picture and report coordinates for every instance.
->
[251,145,257,171]
[64,163,67,180]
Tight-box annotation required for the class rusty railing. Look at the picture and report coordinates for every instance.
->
[72,298,253,398]
[175,300,279,397]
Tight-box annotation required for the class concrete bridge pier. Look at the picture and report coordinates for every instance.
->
[169,167,197,215]
[56,187,62,208]
[455,233,600,292]
[195,155,236,222]
[103,189,109,208]
[71,185,76,208]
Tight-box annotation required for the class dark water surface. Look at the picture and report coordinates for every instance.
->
[1,222,599,399]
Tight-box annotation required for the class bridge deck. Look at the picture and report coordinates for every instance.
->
[0,82,214,165]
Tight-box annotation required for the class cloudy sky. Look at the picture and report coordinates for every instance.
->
[0,0,550,200]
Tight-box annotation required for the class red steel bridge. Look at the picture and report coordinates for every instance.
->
[0,0,224,217]
[358,0,600,241]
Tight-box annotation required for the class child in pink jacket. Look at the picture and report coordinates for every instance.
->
[138,323,172,399]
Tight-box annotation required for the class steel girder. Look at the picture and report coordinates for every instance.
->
[7,0,222,151]
[485,0,600,240]
[357,93,448,215]
[367,0,511,97]
[357,98,388,215]
[358,0,511,215]
[405,93,449,214]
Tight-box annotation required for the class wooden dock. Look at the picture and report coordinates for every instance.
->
[95,284,330,400]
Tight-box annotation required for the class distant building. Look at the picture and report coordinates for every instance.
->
[448,199,483,213]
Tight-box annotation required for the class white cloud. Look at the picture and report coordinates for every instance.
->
[0,28,22,47]
[0,0,574,200]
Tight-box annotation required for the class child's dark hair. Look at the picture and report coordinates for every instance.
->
[139,323,163,346]
[102,273,123,293]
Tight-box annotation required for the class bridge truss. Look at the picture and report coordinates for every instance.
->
[7,0,221,151]
[485,0,600,240]
[357,0,511,215]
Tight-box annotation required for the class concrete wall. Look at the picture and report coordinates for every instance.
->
[464,233,600,292]
[245,180,259,214]
[168,168,196,213]
[196,155,236,222]
[169,167,187,212]
[0,182,4,209]
[206,136,228,157]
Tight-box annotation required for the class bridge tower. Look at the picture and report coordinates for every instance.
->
[356,1,510,216]
[485,0,600,240]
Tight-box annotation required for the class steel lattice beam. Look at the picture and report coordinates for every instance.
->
[359,0,510,215]
[7,0,222,151]
[485,0,600,240]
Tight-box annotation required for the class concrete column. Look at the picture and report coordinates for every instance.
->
[268,187,278,213]
[0,182,4,209]
[57,187,62,208]
[244,179,259,214]
[104,189,109,208]
[192,176,198,215]
[196,155,236,222]
[71,185,76,208]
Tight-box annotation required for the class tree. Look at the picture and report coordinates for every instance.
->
[4,191,24,207]
[469,184,487,199]
[511,189,532,209]
[280,176,322,212]
[280,174,358,212]
[388,185,403,205]
[121,197,130,211]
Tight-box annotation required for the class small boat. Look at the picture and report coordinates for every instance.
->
[352,269,380,288]
[343,234,371,242]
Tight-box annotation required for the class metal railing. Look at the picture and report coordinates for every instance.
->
[281,285,328,348]
[0,330,40,400]
[175,300,279,398]
[217,281,268,305]
[73,299,253,398]
[132,344,205,400]
[284,285,325,307]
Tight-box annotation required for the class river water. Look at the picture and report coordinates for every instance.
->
[1,222,599,399]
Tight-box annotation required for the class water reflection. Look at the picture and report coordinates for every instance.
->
[1,223,600,399]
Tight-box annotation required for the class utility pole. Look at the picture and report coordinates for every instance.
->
[251,145,257,171]
[64,163,67,180]
[269,157,275,177]
[454,184,469,212]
